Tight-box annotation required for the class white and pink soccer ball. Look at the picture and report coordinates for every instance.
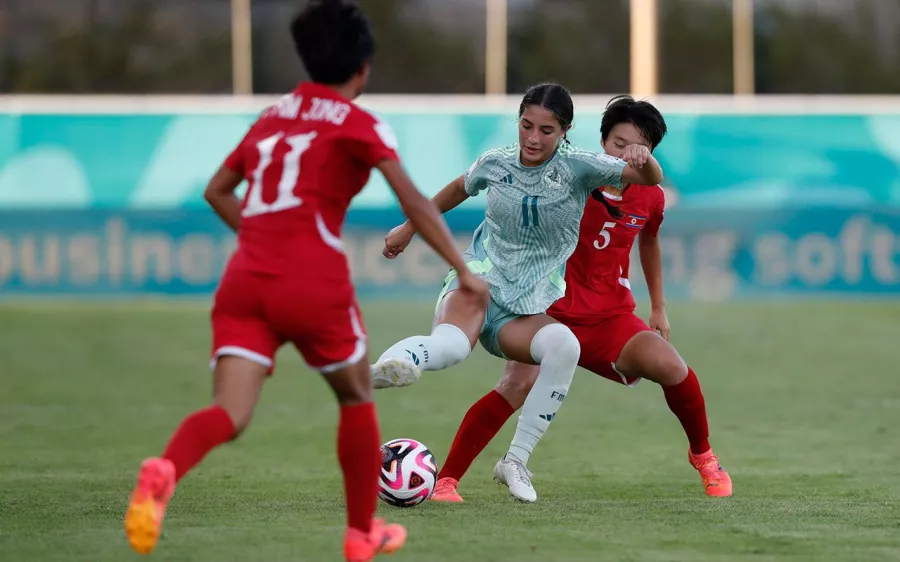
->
[378,438,438,507]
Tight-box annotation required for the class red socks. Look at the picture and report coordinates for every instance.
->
[337,402,381,534]
[161,402,380,535]
[437,372,710,481]
[438,390,516,482]
[662,368,711,454]
[162,405,237,481]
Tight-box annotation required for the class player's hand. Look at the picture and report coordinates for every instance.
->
[649,307,670,341]
[457,270,489,304]
[623,144,651,169]
[383,222,415,259]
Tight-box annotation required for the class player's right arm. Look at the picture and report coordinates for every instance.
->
[578,147,663,192]
[382,174,468,258]
[620,145,663,186]
[431,174,471,214]
[383,151,493,258]
[378,159,485,297]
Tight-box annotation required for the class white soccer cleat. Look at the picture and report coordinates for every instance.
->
[370,358,421,389]
[493,455,537,503]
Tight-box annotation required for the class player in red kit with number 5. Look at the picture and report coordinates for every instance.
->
[431,96,732,503]
[122,2,487,560]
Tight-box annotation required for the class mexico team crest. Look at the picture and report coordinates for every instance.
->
[543,167,562,188]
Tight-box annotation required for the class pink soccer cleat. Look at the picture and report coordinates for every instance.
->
[124,457,176,554]
[430,477,464,503]
[344,518,408,561]
[689,449,733,497]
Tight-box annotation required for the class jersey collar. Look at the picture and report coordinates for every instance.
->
[296,81,351,102]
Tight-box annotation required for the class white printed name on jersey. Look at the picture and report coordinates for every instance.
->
[302,98,351,126]
[266,94,303,119]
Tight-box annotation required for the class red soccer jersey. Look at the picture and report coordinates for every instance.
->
[222,82,399,278]
[548,183,665,323]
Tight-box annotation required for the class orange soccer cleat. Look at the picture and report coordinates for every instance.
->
[344,519,407,561]
[688,449,733,497]
[124,457,176,555]
[430,478,464,503]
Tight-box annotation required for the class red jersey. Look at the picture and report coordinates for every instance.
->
[548,184,665,323]
[222,82,399,278]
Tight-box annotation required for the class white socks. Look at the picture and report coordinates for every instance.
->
[376,323,471,372]
[507,323,581,466]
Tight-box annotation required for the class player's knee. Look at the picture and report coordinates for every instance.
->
[432,323,472,366]
[495,363,537,409]
[531,323,581,367]
[216,404,253,437]
[654,351,688,386]
[323,359,374,405]
[333,378,373,406]
[494,382,528,409]
[335,391,372,407]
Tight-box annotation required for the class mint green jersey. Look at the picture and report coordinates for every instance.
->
[461,142,627,315]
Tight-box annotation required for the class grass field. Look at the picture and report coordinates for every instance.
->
[1,300,899,562]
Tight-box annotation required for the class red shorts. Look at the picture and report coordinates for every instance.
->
[210,269,366,374]
[565,313,653,387]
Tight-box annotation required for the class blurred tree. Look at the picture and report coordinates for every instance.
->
[0,0,10,92]
[3,0,231,93]
[755,1,900,94]
[250,0,485,94]
[505,0,900,95]
[360,0,485,93]
[658,0,733,94]
[1,0,898,95]
[507,0,630,94]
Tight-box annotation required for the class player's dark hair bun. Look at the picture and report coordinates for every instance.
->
[291,0,375,85]
[318,0,345,16]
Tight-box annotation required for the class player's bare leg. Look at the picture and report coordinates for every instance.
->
[615,332,732,497]
[432,361,534,503]
[492,316,580,502]
[322,355,407,561]
[125,356,267,554]
[371,287,484,389]
[493,361,538,408]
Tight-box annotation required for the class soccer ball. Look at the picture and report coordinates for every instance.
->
[378,438,438,507]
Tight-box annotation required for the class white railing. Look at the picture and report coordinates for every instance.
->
[2,94,900,115]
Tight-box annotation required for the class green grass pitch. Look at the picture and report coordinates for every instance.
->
[1,300,899,561]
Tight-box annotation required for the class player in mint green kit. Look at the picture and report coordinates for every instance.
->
[371,83,663,500]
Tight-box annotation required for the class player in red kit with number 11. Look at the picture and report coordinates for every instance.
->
[122,2,487,560]
[432,96,732,503]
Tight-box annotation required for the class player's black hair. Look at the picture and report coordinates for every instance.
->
[600,95,667,151]
[591,188,625,219]
[518,82,574,141]
[290,0,375,85]
[595,95,668,219]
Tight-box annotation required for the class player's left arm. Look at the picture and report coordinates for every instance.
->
[204,166,244,232]
[639,192,669,340]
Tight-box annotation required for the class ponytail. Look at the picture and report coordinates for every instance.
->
[591,189,624,219]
